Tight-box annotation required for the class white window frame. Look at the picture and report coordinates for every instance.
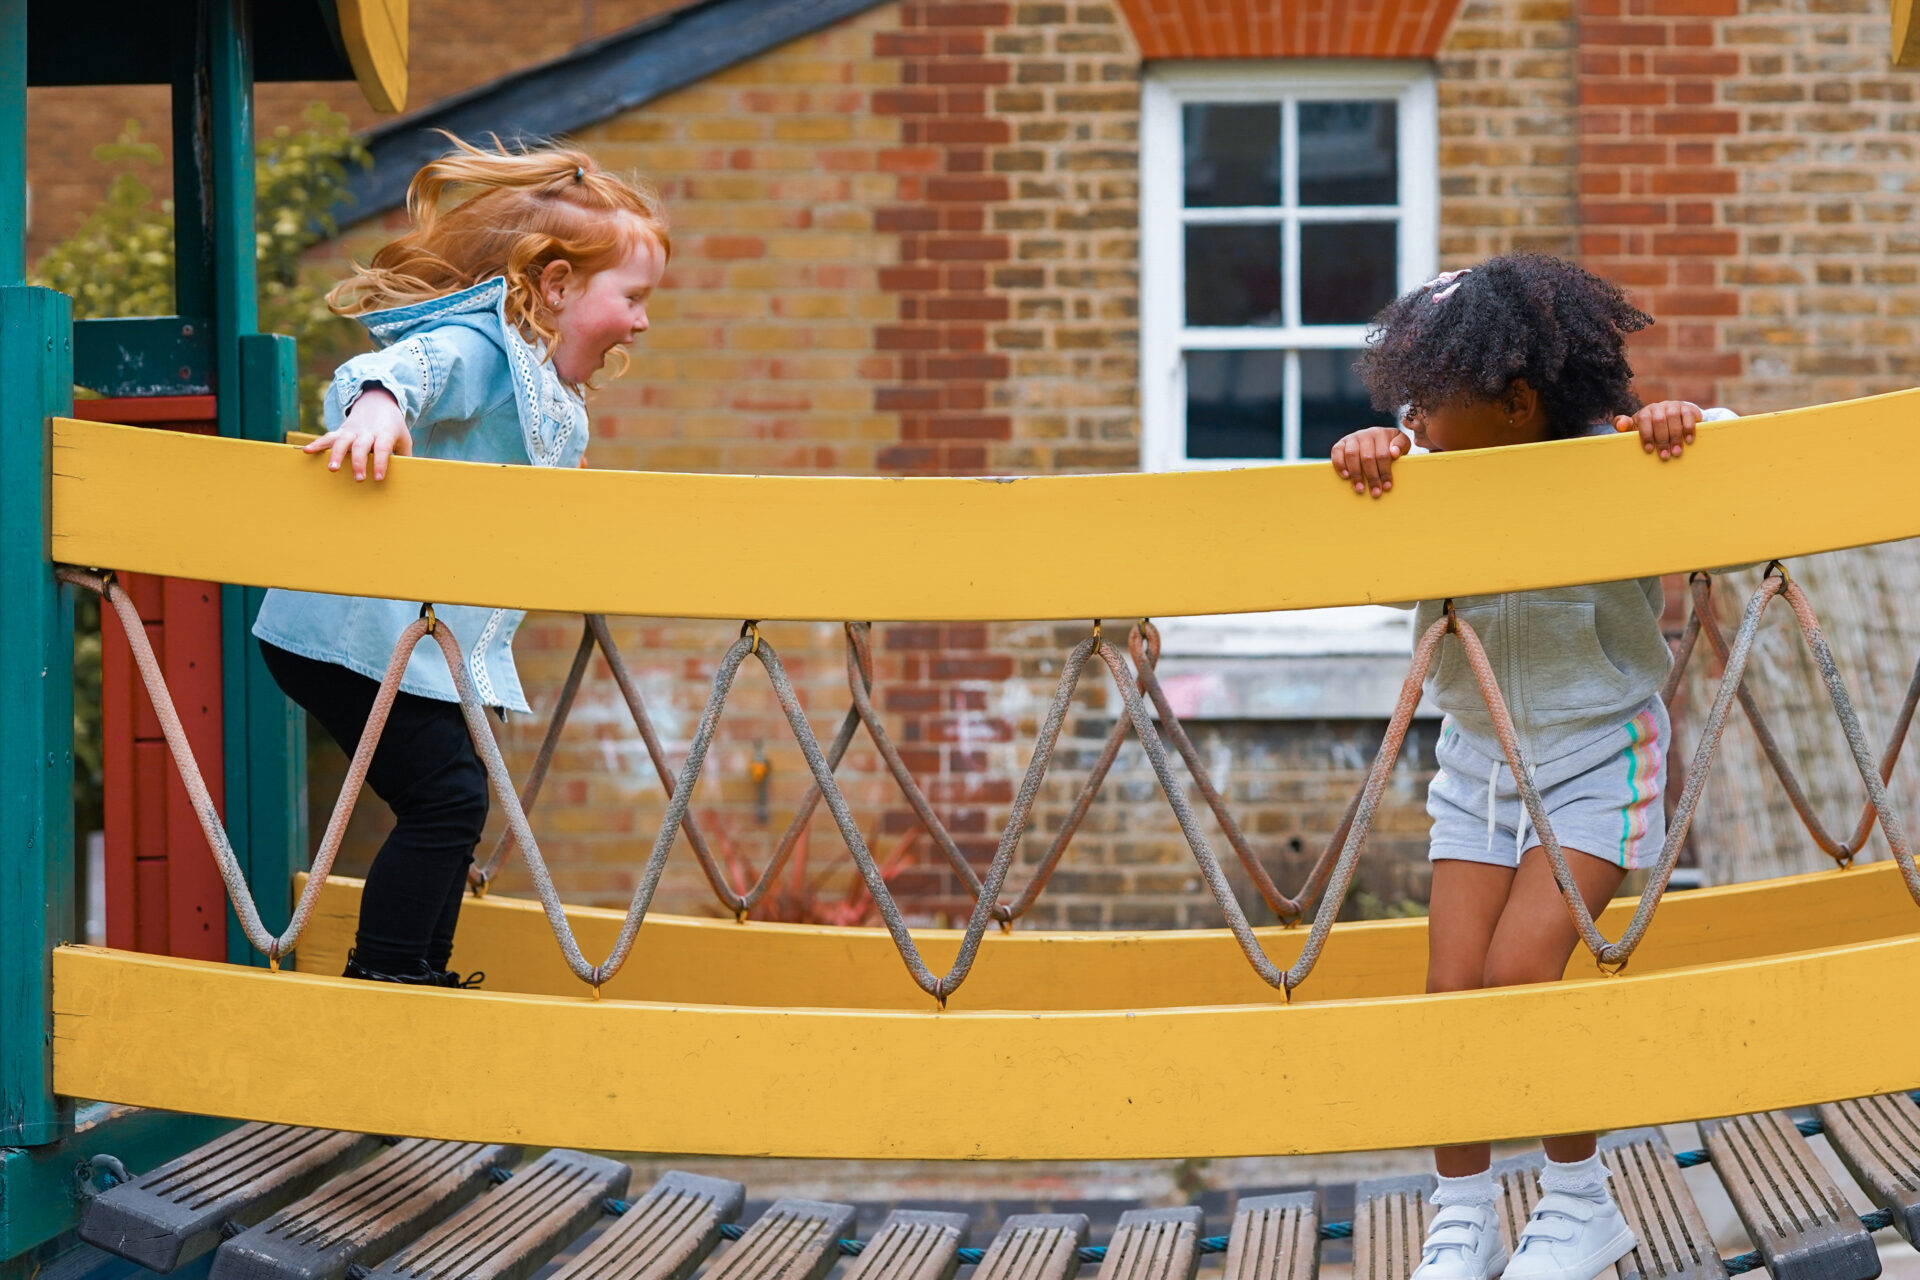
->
[1139,61,1439,663]
[1139,60,1439,474]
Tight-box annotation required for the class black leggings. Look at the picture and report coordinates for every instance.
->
[260,640,488,973]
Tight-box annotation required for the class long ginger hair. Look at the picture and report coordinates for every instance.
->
[327,134,670,379]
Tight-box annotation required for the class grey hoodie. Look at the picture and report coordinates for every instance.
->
[1410,409,1737,773]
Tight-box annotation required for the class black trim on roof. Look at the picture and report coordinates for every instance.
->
[334,0,892,225]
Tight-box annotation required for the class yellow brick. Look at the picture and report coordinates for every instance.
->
[730,324,810,351]
[773,294,852,320]
[592,117,678,143]
[682,175,770,201]
[687,117,769,142]
[774,116,856,142]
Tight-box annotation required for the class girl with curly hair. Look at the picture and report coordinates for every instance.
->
[1328,253,1736,1280]
[251,134,669,988]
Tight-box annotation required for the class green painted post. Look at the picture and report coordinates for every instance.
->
[0,0,78,1153]
[172,2,214,321]
[0,0,23,284]
[0,287,76,1147]
[205,1,307,965]
[227,335,308,963]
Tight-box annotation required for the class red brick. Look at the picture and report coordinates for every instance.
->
[1649,170,1737,194]
[1585,201,1671,225]
[1649,230,1739,255]
[1584,80,1670,106]
[1650,51,1737,76]
[925,235,1011,260]
[1651,110,1739,135]
[1649,289,1738,316]
[1582,21,1669,45]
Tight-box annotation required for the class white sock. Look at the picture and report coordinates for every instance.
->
[1432,1169,1498,1208]
[1539,1153,1610,1203]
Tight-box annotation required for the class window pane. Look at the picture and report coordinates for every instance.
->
[1299,101,1397,206]
[1185,225,1282,327]
[1300,222,1397,325]
[1187,350,1286,459]
[1183,103,1281,208]
[1299,348,1392,458]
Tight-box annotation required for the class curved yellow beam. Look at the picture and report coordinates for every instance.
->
[292,862,1917,1009]
[49,391,1920,621]
[52,935,1920,1159]
[335,0,408,112]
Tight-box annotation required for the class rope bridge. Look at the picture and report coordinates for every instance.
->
[55,555,1920,1003]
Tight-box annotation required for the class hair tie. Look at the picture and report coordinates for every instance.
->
[573,166,585,183]
[1425,268,1470,303]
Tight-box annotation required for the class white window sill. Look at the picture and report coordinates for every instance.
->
[1146,608,1439,721]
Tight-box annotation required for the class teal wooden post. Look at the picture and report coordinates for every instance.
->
[229,334,308,962]
[1,0,78,1152]
[202,0,307,965]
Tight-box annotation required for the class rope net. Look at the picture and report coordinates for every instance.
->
[55,562,1920,1001]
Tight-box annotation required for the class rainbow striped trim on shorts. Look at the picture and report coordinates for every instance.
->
[1616,707,1662,868]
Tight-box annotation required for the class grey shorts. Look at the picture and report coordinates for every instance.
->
[1427,702,1668,871]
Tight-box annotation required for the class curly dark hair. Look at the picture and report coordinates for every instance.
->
[1356,253,1653,440]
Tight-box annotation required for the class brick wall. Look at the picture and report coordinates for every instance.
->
[1576,0,1916,411]
[1437,0,1581,264]
[302,1,1440,929]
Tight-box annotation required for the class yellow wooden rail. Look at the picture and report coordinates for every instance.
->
[294,861,1920,1010]
[49,391,1920,621]
[53,932,1920,1159]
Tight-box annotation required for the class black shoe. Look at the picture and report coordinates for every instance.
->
[342,949,445,985]
[433,968,485,989]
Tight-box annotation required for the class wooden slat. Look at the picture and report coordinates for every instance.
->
[79,1124,376,1272]
[208,1141,520,1280]
[842,1209,970,1280]
[1097,1206,1202,1280]
[1490,1152,1545,1255]
[50,395,1920,622]
[1701,1112,1882,1280]
[971,1214,1089,1280]
[1600,1129,1728,1280]
[703,1197,853,1280]
[50,936,1920,1161]
[1222,1192,1319,1280]
[1817,1092,1920,1245]
[543,1171,742,1280]
[1352,1174,1433,1280]
[298,861,1920,1012]
[366,1149,628,1280]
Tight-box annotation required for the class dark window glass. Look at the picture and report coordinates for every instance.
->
[1299,101,1397,206]
[1300,223,1397,325]
[1299,348,1391,458]
[1183,103,1281,207]
[1187,350,1286,459]
[1185,225,1282,327]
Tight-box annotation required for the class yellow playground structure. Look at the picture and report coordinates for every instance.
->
[7,3,1920,1280]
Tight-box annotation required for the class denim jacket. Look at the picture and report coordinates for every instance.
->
[252,277,588,712]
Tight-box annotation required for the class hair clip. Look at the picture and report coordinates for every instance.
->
[1425,268,1470,303]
